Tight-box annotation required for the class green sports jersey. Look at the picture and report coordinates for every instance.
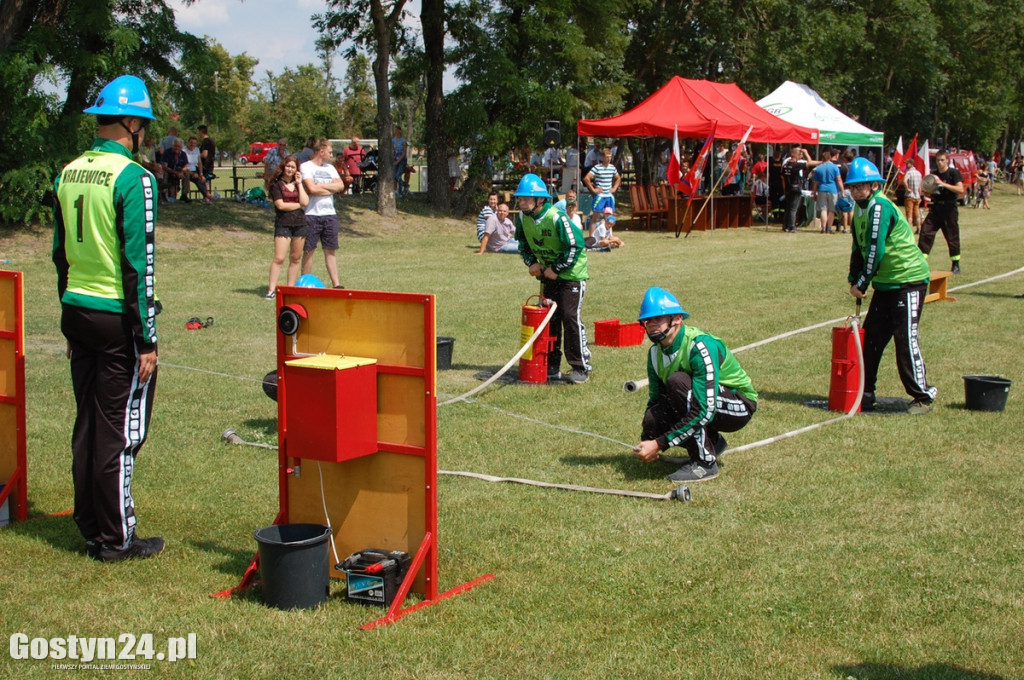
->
[514,203,588,281]
[849,189,929,292]
[647,325,757,445]
[53,138,158,348]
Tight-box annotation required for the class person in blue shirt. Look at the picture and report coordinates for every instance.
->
[811,149,844,234]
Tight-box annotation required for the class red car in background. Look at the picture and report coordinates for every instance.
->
[948,151,977,189]
[239,142,277,165]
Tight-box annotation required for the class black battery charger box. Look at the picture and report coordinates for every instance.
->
[339,548,412,607]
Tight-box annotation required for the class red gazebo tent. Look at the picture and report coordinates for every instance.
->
[577,76,818,143]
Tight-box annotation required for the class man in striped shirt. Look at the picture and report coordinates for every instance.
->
[902,159,923,234]
[583,147,621,231]
[476,191,498,242]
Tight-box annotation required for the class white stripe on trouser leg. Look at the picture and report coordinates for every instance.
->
[905,289,933,399]
[575,281,591,371]
[116,354,151,549]
[695,429,713,463]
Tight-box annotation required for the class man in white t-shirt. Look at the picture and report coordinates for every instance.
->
[182,136,211,202]
[300,138,347,288]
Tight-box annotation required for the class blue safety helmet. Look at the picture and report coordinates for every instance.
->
[295,274,326,288]
[638,286,689,321]
[83,75,155,120]
[845,157,883,185]
[514,173,550,198]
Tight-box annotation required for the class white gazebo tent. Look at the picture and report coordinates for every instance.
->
[757,80,883,147]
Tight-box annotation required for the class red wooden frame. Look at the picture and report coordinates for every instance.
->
[0,270,27,524]
[215,288,491,625]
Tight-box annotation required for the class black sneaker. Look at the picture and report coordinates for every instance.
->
[951,261,961,275]
[565,370,590,384]
[907,399,934,415]
[98,536,165,563]
[547,370,563,383]
[85,539,102,560]
[861,391,876,412]
[668,459,719,483]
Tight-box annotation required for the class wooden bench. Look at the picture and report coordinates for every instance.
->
[627,184,658,230]
[646,185,669,230]
[924,270,956,303]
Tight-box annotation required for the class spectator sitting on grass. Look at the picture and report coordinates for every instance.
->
[586,207,624,249]
[476,203,519,254]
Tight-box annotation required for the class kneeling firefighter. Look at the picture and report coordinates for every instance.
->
[513,173,591,384]
[632,287,758,482]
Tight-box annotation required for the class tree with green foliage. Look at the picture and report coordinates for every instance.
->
[340,53,377,138]
[0,0,200,225]
[444,0,629,214]
[316,0,411,219]
[166,39,259,156]
[245,65,345,149]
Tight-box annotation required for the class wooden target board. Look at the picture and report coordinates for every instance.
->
[275,288,438,600]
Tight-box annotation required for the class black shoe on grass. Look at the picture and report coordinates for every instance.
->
[98,536,165,563]
[907,399,934,415]
[861,391,876,412]
[667,459,719,483]
[565,370,590,384]
[951,261,961,275]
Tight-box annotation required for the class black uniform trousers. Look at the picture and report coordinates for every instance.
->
[642,371,757,463]
[783,191,803,231]
[861,283,936,403]
[61,304,157,550]
[542,278,592,374]
[918,203,960,259]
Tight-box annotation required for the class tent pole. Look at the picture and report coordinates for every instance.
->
[710,135,715,234]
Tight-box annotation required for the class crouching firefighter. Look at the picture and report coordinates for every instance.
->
[632,287,758,482]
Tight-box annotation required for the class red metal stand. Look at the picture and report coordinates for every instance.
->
[0,270,27,525]
[216,288,492,624]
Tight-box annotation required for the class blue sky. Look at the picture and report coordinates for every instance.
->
[171,0,424,83]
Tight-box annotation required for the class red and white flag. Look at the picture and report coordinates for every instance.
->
[918,139,930,175]
[679,122,718,205]
[891,136,904,178]
[667,125,682,189]
[904,134,919,174]
[725,125,753,185]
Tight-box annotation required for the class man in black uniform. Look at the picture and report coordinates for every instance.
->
[53,75,164,562]
[780,144,821,232]
[917,150,965,274]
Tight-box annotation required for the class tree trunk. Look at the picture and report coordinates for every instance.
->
[421,0,449,211]
[370,0,396,218]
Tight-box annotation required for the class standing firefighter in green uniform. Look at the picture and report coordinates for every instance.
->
[514,173,592,384]
[846,157,937,414]
[633,288,758,483]
[53,75,164,562]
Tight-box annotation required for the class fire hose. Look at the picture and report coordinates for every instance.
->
[219,428,691,502]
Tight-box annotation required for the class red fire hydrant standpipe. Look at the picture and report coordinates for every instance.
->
[518,295,558,384]
[438,297,558,406]
[829,301,867,412]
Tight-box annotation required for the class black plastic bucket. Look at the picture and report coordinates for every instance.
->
[963,375,1012,412]
[437,336,455,370]
[253,524,332,610]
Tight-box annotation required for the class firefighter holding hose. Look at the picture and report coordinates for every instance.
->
[513,173,591,384]
[846,157,936,415]
[632,288,758,483]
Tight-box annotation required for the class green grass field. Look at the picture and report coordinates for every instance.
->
[1,185,1022,679]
